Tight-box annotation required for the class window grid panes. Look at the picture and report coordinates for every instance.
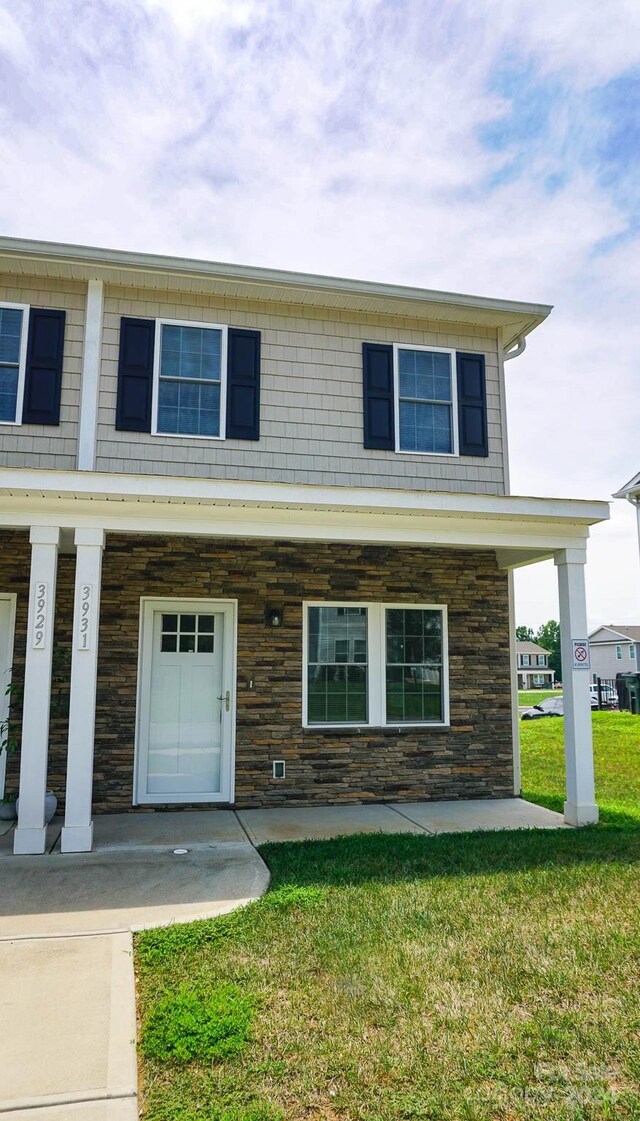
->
[385,608,443,723]
[398,348,453,454]
[160,612,215,654]
[307,607,368,724]
[157,324,222,437]
[0,306,23,423]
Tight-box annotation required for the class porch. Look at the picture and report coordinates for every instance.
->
[0,469,609,855]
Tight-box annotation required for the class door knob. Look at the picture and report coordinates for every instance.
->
[217,690,231,712]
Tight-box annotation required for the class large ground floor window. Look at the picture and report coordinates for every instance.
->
[304,602,449,728]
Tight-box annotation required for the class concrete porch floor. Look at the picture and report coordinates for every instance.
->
[0,796,566,864]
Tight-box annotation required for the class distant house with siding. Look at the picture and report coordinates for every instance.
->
[588,625,640,681]
[516,641,554,690]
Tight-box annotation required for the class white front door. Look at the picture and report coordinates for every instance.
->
[135,599,236,803]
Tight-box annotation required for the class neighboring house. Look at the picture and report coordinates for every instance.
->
[0,237,609,854]
[587,625,640,680]
[516,641,555,689]
[614,471,640,559]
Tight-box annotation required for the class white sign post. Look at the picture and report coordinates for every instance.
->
[572,639,590,670]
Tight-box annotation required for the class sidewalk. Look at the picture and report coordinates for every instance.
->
[0,815,270,1119]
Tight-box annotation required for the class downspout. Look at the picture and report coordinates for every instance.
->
[503,335,526,361]
[502,331,526,792]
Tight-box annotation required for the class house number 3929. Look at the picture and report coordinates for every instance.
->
[32,582,49,649]
[77,584,93,651]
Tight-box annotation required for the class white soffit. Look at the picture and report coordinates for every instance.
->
[0,236,552,349]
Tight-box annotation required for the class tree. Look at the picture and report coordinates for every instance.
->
[516,625,535,641]
[535,620,562,681]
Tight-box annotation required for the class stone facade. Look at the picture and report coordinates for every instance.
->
[1,531,514,812]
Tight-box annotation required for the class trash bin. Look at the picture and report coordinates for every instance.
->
[619,672,640,714]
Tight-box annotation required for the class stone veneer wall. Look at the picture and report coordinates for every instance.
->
[0,529,513,811]
[1,532,514,812]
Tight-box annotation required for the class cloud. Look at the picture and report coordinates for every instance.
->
[0,0,639,626]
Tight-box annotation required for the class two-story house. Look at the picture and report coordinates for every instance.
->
[0,237,608,855]
[516,641,555,690]
[587,626,640,680]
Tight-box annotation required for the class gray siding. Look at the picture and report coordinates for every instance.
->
[590,642,638,678]
[0,275,83,471]
[95,286,506,494]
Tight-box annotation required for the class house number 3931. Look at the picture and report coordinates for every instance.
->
[77,584,93,651]
[32,582,49,649]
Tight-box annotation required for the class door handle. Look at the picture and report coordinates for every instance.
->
[217,690,231,712]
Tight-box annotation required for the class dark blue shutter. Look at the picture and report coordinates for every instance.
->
[22,309,66,426]
[226,328,260,440]
[363,342,394,450]
[116,318,155,432]
[456,352,488,457]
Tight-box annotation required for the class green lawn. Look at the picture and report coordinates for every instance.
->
[518,689,557,706]
[135,712,640,1121]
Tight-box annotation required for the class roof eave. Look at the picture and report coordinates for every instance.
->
[0,236,552,347]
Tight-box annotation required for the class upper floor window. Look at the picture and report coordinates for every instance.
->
[630,645,636,659]
[304,602,448,728]
[536,654,546,666]
[153,320,227,440]
[616,645,622,660]
[396,346,456,455]
[0,303,28,424]
[521,654,531,666]
[117,316,260,441]
[362,344,488,459]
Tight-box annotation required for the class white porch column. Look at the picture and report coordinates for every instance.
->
[14,526,61,855]
[61,528,105,853]
[555,547,598,826]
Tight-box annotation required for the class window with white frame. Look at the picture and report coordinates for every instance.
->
[616,645,622,660]
[304,603,448,727]
[630,645,635,659]
[537,654,546,666]
[521,654,531,666]
[153,320,226,438]
[0,303,28,424]
[396,346,456,455]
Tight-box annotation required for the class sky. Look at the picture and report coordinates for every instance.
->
[0,0,639,631]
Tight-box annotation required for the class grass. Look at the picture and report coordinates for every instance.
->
[135,711,640,1121]
[518,689,557,706]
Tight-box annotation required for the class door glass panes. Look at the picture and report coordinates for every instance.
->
[385,608,443,722]
[160,613,215,653]
[0,307,23,423]
[398,349,453,454]
[157,324,222,437]
[307,606,367,724]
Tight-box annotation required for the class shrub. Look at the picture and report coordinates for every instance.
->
[141,982,256,1063]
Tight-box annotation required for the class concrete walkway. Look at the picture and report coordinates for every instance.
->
[0,813,269,1119]
[0,798,564,1119]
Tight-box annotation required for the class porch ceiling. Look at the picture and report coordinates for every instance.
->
[0,468,609,567]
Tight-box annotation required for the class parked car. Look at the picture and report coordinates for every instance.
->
[589,684,618,709]
[521,696,564,720]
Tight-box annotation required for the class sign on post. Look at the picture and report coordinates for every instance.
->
[572,640,590,670]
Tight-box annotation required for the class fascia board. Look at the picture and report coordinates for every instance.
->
[0,468,610,527]
[0,237,552,341]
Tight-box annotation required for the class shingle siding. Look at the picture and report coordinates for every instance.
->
[0,276,84,470]
[95,285,506,494]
